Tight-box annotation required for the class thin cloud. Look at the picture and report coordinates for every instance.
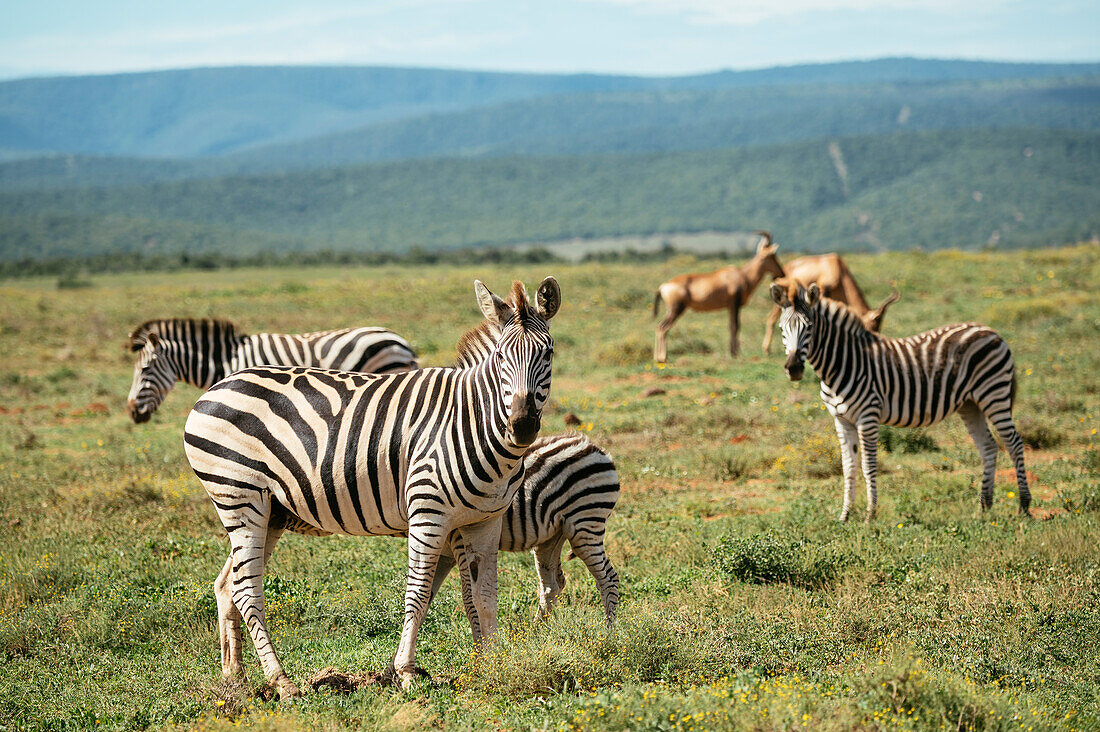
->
[585,0,1012,25]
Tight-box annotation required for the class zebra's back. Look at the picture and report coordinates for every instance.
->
[240,327,418,374]
[500,432,619,553]
[871,322,1014,427]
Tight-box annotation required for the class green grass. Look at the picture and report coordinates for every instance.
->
[1,245,1098,730]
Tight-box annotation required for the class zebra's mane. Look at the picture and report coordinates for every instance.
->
[129,318,242,346]
[454,282,539,367]
[454,320,500,368]
[813,298,878,340]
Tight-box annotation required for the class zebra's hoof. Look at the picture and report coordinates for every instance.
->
[276,678,302,700]
[398,666,431,690]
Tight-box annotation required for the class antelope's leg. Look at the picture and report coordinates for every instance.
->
[654,301,685,363]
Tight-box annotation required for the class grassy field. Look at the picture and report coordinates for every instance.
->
[0,245,1098,730]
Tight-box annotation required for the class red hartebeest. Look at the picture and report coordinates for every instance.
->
[652,231,784,363]
[761,253,899,353]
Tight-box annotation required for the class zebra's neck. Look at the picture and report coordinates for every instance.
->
[451,352,529,483]
[806,301,875,397]
[155,322,243,389]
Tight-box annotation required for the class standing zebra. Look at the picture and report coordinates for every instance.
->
[770,283,1030,522]
[126,319,418,423]
[436,432,621,627]
[436,311,620,626]
[183,278,560,697]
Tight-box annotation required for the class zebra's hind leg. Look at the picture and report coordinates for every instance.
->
[958,401,999,512]
[531,534,568,621]
[833,417,860,522]
[566,527,620,627]
[216,495,299,700]
[214,556,245,679]
[984,404,1032,516]
[857,418,881,522]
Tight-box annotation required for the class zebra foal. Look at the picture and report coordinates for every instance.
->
[770,283,1031,522]
[127,319,418,422]
[436,432,621,627]
[183,278,560,697]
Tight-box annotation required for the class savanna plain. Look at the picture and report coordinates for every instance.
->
[1,245,1098,731]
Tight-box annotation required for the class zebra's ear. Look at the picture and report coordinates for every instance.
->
[769,283,790,307]
[805,283,821,306]
[535,276,561,320]
[474,280,513,327]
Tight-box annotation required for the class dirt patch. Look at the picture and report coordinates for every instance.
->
[308,667,383,692]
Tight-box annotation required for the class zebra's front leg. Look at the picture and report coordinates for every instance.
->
[444,532,484,642]
[833,417,860,523]
[857,418,881,522]
[391,525,446,688]
[531,534,568,621]
[454,517,504,650]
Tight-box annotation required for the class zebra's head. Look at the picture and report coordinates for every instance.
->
[770,281,820,381]
[474,277,561,447]
[127,330,174,423]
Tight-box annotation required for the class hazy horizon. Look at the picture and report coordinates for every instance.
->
[3,0,1097,81]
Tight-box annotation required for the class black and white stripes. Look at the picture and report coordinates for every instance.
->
[126,319,418,422]
[183,278,560,696]
[771,282,1030,522]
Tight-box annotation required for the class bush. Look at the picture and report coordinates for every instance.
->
[879,426,938,453]
[1015,417,1064,449]
[712,530,848,589]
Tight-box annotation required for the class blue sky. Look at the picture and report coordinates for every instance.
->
[1,0,1097,79]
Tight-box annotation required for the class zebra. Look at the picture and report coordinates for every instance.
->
[183,278,560,697]
[769,282,1031,522]
[126,319,418,423]
[434,308,620,627]
[435,432,621,627]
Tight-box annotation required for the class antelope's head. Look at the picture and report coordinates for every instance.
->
[862,289,901,333]
[474,277,561,447]
[770,281,820,381]
[753,230,785,279]
[126,330,174,423]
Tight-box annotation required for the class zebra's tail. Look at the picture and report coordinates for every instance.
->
[652,290,662,318]
[1010,371,1017,408]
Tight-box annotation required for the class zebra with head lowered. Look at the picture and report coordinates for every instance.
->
[183,278,560,697]
[126,319,418,422]
[433,313,621,627]
[770,282,1031,522]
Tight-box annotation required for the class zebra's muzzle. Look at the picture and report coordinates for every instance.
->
[128,399,152,423]
[508,393,541,447]
[785,354,805,381]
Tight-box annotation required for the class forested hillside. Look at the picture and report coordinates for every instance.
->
[2,59,1096,160]
[3,129,1095,265]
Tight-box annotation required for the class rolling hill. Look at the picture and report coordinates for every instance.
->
[3,128,1096,266]
[2,58,1097,161]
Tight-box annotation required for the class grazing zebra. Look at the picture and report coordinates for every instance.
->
[435,309,620,626]
[183,278,560,697]
[126,319,418,423]
[435,432,621,627]
[770,282,1031,522]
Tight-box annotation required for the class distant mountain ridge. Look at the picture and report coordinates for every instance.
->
[3,128,1096,263]
[2,58,1098,160]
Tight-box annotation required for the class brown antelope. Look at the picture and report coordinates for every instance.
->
[652,231,784,363]
[761,253,899,353]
